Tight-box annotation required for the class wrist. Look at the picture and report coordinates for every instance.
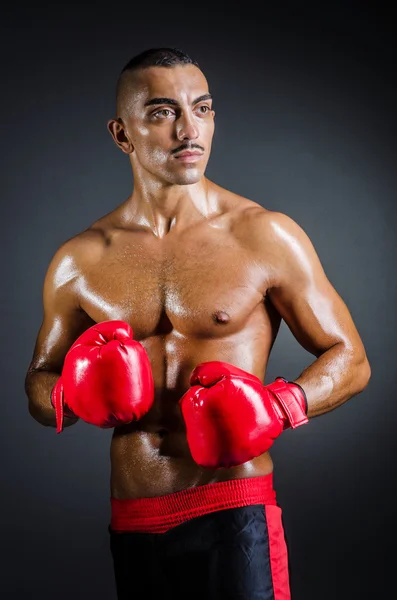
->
[276,377,308,414]
[266,377,309,430]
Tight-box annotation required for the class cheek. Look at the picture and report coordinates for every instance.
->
[145,146,169,165]
[201,118,215,140]
[134,126,169,164]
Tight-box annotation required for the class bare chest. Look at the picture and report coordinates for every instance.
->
[78,230,270,340]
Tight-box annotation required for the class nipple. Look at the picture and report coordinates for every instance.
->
[213,311,230,324]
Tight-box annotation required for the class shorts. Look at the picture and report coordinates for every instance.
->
[109,474,291,599]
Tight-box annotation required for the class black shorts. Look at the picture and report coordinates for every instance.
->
[109,475,291,599]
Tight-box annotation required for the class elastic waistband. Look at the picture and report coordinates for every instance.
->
[110,474,276,533]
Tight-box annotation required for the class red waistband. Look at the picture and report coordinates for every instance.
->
[110,474,276,533]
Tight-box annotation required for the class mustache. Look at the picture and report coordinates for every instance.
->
[171,143,204,155]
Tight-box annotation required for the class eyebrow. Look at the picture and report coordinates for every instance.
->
[144,93,213,107]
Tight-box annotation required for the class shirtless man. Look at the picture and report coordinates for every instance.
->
[25,48,371,599]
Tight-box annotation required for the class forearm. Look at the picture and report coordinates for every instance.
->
[293,342,371,418]
[25,370,79,428]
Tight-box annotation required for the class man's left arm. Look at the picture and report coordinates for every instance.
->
[264,211,371,418]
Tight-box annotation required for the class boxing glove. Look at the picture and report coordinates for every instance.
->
[179,361,308,468]
[51,320,154,433]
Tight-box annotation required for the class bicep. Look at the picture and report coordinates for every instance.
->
[266,214,364,358]
[28,244,95,374]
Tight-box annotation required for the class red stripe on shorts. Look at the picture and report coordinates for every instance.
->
[264,504,291,600]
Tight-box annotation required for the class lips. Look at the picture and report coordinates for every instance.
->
[174,150,203,158]
[173,150,204,164]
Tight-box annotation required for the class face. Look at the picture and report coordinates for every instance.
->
[108,65,215,185]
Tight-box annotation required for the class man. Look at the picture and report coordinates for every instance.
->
[25,47,371,599]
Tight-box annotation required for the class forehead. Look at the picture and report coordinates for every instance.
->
[134,65,209,104]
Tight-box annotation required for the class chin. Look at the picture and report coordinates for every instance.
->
[169,168,203,186]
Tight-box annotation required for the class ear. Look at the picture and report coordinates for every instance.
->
[107,118,134,154]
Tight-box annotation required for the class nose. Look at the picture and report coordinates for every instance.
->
[175,110,199,142]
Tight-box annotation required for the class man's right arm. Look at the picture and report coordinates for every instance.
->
[25,238,96,428]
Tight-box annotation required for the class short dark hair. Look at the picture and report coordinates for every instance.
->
[120,47,199,73]
[116,47,200,117]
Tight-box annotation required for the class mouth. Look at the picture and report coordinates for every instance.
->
[173,151,204,163]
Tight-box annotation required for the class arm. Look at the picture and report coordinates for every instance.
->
[264,211,371,418]
[25,238,96,427]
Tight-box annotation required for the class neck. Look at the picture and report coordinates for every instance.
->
[122,176,219,238]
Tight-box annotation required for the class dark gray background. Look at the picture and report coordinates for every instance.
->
[2,2,396,598]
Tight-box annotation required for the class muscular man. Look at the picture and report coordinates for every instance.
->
[25,48,371,599]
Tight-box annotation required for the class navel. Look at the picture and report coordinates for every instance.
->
[212,311,230,324]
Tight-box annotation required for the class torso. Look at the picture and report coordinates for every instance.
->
[75,183,282,498]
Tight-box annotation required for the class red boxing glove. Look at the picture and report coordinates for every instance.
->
[179,361,308,468]
[51,320,154,433]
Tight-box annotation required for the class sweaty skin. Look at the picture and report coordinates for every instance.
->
[25,63,371,499]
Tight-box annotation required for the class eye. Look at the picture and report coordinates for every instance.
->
[153,108,174,118]
[197,105,211,114]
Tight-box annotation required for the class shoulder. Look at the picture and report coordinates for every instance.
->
[211,179,313,250]
[214,182,301,235]
[44,224,108,289]
[226,196,310,254]
[253,210,312,252]
[241,205,304,236]
[226,201,323,288]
